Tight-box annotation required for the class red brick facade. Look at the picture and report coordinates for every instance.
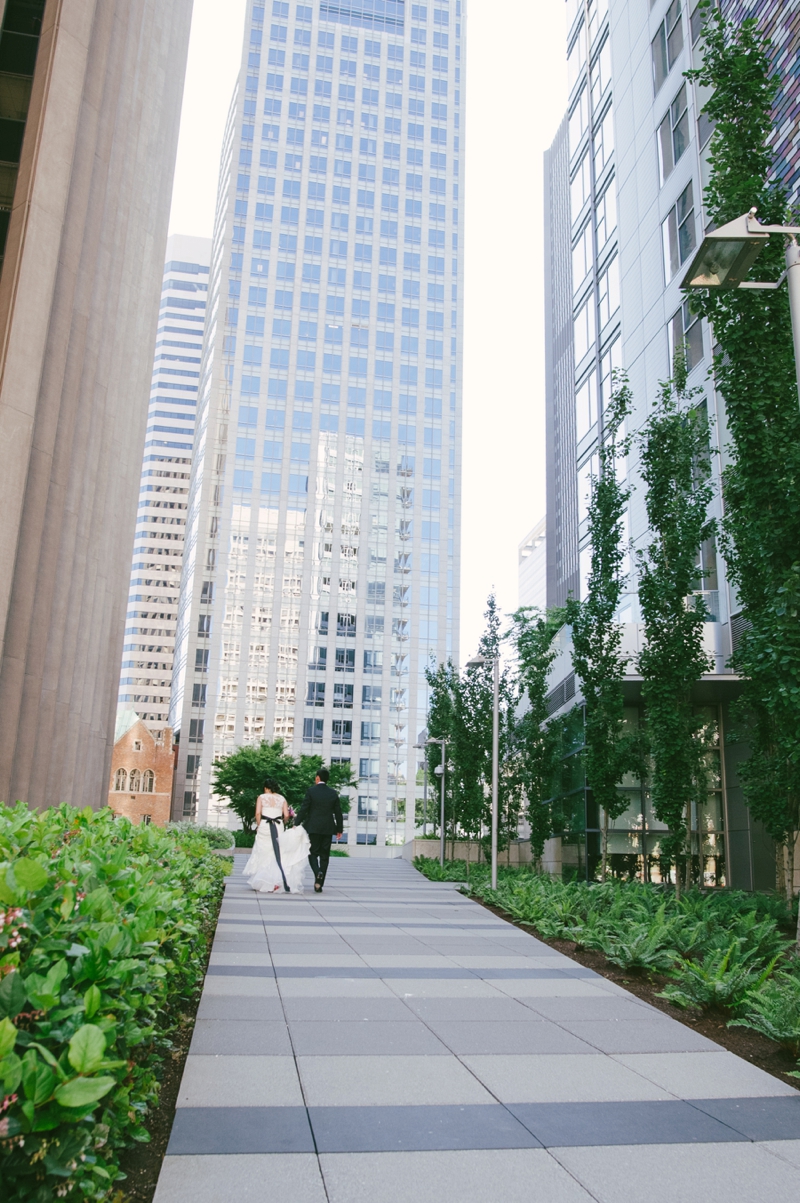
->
[107,713,173,826]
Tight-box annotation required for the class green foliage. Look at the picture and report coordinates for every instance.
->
[211,739,355,831]
[658,944,779,1011]
[0,802,227,1202]
[637,368,716,884]
[167,822,235,850]
[687,6,800,919]
[508,605,567,859]
[568,374,642,878]
[425,596,520,851]
[598,908,679,973]
[412,856,470,881]
[730,968,800,1057]
[232,829,256,848]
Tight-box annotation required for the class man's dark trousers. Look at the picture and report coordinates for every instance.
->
[308,832,334,886]
[297,781,344,887]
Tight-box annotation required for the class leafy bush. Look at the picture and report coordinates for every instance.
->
[167,821,235,850]
[233,829,256,848]
[329,849,349,858]
[658,944,779,1010]
[412,856,471,881]
[730,968,800,1057]
[599,911,679,973]
[0,802,229,1202]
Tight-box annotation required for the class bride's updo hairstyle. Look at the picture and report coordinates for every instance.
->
[263,777,281,794]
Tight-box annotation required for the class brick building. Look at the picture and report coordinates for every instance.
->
[107,710,173,826]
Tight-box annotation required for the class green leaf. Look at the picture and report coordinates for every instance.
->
[0,1015,18,1057]
[0,1051,22,1093]
[84,984,101,1019]
[21,1051,56,1105]
[54,1074,116,1108]
[68,1024,106,1074]
[13,857,49,893]
[0,969,26,1019]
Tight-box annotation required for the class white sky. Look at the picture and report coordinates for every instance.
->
[168,0,568,662]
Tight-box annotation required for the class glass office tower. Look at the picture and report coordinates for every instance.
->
[542,0,799,888]
[118,235,211,730]
[171,0,464,843]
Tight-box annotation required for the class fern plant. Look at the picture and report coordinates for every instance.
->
[658,943,779,1009]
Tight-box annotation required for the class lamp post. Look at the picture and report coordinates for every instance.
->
[681,207,800,406]
[466,653,500,890]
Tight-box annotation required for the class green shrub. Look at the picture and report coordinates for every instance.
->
[233,829,256,848]
[730,968,800,1057]
[412,856,472,881]
[167,821,235,850]
[0,802,228,1202]
[657,944,779,1010]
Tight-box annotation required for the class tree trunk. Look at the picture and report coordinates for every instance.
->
[601,805,609,883]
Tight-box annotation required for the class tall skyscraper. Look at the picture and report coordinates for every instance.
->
[0,0,192,811]
[118,235,212,731]
[542,0,799,887]
[518,517,547,612]
[171,0,465,846]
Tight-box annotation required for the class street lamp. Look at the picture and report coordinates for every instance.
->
[466,653,500,890]
[681,207,800,407]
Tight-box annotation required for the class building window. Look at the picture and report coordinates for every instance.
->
[575,371,599,443]
[595,180,617,252]
[669,299,703,374]
[652,0,684,94]
[658,84,690,184]
[569,85,589,159]
[590,36,611,112]
[306,682,326,706]
[573,292,596,364]
[572,221,593,297]
[662,181,696,282]
[335,647,355,671]
[129,769,141,792]
[332,719,352,744]
[571,151,591,226]
[133,740,142,752]
[114,768,127,791]
[597,255,620,328]
[599,336,622,412]
[361,721,381,743]
[592,104,614,179]
[337,612,356,637]
[333,683,354,708]
[142,770,155,794]
[303,717,324,743]
[141,815,152,826]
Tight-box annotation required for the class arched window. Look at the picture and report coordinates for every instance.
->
[114,768,127,791]
[142,770,154,793]
[129,769,141,792]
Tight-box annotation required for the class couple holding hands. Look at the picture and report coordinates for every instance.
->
[243,767,343,895]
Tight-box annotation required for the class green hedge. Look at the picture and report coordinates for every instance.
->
[0,803,230,1201]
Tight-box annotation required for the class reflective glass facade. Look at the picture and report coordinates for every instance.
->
[171,0,464,843]
[118,235,211,729]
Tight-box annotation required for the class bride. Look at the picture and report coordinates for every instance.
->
[243,778,310,894]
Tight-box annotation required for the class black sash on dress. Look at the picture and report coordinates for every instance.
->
[263,816,290,892]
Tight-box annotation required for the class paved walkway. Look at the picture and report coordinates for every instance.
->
[153,855,800,1203]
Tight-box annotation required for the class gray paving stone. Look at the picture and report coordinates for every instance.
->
[426,1020,597,1055]
[521,995,659,1022]
[461,1053,672,1103]
[288,1020,450,1055]
[297,1053,496,1106]
[203,975,278,998]
[154,1154,327,1203]
[614,1051,799,1099]
[319,1149,595,1202]
[404,995,541,1022]
[552,1140,800,1202]
[281,996,418,1022]
[177,1056,303,1107]
[167,1106,314,1155]
[190,1019,291,1055]
[691,1094,800,1140]
[196,995,279,1022]
[208,952,274,967]
[277,977,396,998]
[509,1099,747,1147]
[385,977,507,999]
[310,1104,540,1152]
[560,1020,720,1054]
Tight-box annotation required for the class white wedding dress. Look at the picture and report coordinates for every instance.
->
[243,794,310,894]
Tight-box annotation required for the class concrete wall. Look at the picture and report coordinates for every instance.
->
[0,0,193,811]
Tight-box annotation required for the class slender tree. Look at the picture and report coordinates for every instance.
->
[568,374,641,880]
[636,362,716,896]
[687,4,800,928]
[509,605,567,863]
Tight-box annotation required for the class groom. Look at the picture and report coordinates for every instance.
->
[297,767,343,893]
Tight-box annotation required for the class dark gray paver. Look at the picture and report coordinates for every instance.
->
[167,1106,314,1154]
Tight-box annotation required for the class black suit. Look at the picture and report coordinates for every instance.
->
[298,782,343,885]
